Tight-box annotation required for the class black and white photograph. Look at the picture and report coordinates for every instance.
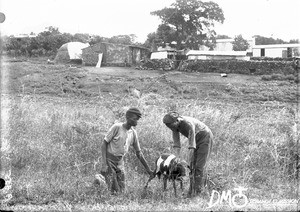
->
[0,0,299,211]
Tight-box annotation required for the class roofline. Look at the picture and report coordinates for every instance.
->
[84,42,149,51]
[128,45,150,51]
[253,43,300,49]
[186,50,247,56]
[101,42,149,50]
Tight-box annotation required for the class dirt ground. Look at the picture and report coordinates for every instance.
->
[1,58,298,104]
[87,66,262,84]
[84,66,297,104]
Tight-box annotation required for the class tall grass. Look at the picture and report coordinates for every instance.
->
[5,93,299,210]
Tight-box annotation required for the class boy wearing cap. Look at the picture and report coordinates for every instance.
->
[100,107,153,194]
[163,112,213,197]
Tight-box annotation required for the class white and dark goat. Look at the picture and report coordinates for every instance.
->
[144,154,187,197]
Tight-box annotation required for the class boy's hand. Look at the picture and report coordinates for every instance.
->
[100,163,108,173]
[148,170,155,178]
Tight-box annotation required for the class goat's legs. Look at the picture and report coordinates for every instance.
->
[180,179,183,192]
[172,180,177,197]
[163,177,167,191]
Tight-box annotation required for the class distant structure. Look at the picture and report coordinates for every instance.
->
[82,42,150,67]
[199,38,255,54]
[13,33,37,38]
[151,43,177,60]
[186,50,249,61]
[54,42,89,64]
[252,43,300,58]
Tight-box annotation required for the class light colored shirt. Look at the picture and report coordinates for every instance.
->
[172,116,211,149]
[104,123,141,157]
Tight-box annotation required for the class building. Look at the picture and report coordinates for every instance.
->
[151,43,177,60]
[199,38,255,53]
[82,42,150,66]
[252,43,300,58]
[186,50,250,61]
[13,33,37,38]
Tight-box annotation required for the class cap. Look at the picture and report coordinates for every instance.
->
[126,107,142,118]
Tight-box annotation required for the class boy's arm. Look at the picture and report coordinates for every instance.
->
[132,130,153,176]
[136,151,153,176]
[187,122,196,167]
[172,131,181,158]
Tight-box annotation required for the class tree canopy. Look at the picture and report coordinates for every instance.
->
[253,35,300,45]
[3,26,140,57]
[232,34,249,51]
[108,34,137,45]
[150,0,225,50]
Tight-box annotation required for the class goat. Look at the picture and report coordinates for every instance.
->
[144,154,187,197]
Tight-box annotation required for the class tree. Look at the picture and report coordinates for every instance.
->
[254,35,287,45]
[144,32,158,51]
[156,24,177,45]
[289,39,299,44]
[108,34,136,45]
[88,35,109,46]
[232,34,249,51]
[144,25,177,51]
[37,26,63,53]
[151,0,224,50]
[73,33,90,43]
[34,26,73,55]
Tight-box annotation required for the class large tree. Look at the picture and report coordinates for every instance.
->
[151,0,224,50]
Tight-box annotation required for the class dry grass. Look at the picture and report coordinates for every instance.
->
[1,94,298,211]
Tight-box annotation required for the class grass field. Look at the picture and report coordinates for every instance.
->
[1,57,299,211]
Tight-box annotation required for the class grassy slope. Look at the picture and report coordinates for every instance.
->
[1,57,299,211]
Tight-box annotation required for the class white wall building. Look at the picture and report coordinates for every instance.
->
[199,38,255,53]
[252,43,300,58]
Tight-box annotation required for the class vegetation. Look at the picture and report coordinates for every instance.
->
[232,35,249,51]
[179,59,298,79]
[150,0,224,50]
[1,27,141,58]
[254,35,300,45]
[1,58,299,211]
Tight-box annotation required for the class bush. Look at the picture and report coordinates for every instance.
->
[181,60,295,75]
[261,74,297,82]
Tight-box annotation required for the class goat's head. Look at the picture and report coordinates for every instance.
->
[171,158,187,179]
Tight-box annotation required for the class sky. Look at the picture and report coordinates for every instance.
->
[0,0,299,43]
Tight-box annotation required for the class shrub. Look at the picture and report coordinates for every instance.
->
[181,60,295,75]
